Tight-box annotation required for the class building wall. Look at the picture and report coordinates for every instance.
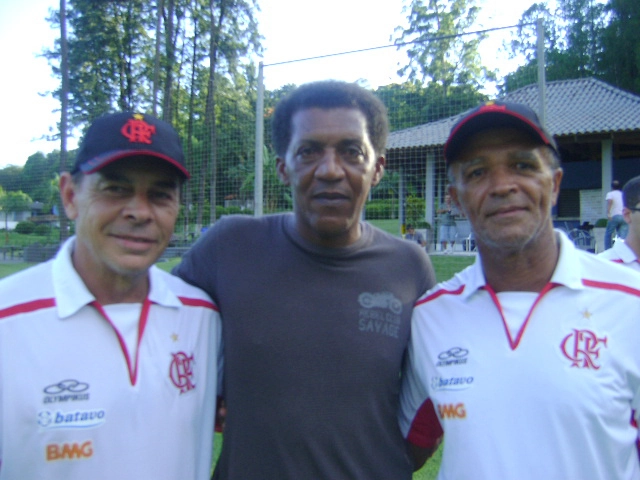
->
[580,189,604,224]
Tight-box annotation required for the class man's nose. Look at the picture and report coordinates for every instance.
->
[315,148,345,179]
[123,193,153,221]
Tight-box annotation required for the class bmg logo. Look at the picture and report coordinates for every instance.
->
[437,403,466,419]
[46,441,93,461]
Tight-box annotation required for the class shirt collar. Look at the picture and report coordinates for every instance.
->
[459,229,584,300]
[611,240,639,264]
[52,236,182,318]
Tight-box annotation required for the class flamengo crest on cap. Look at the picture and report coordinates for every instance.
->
[480,100,506,112]
[120,113,156,145]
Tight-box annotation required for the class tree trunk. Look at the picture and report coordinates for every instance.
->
[58,0,70,243]
[162,0,176,122]
[152,0,164,117]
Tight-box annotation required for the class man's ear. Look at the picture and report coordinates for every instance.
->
[550,168,564,207]
[276,157,290,186]
[59,172,80,220]
[448,183,461,211]
[371,156,386,187]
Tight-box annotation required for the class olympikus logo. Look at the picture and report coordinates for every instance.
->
[438,403,466,419]
[46,441,93,461]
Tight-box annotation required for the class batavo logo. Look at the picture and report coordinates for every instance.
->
[437,403,466,419]
[46,441,93,461]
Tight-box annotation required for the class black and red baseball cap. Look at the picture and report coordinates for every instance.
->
[72,112,189,179]
[444,100,558,164]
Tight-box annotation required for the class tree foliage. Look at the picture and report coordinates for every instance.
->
[393,0,493,94]
[503,0,640,95]
[375,81,487,131]
[0,191,33,218]
[600,0,640,93]
[42,0,262,232]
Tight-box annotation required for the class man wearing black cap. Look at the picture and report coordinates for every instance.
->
[0,113,222,479]
[399,101,640,479]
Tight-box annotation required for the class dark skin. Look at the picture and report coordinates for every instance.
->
[408,129,563,470]
[449,128,563,293]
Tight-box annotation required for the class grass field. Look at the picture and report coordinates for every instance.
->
[1,242,469,479]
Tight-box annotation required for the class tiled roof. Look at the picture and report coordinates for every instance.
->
[387,78,640,151]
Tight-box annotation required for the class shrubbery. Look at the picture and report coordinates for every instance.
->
[365,200,395,219]
[34,224,52,236]
[15,221,36,235]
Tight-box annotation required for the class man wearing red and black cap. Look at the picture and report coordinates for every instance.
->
[399,101,640,479]
[0,113,222,479]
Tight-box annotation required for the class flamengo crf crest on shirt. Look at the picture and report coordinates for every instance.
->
[560,328,608,369]
[169,352,196,393]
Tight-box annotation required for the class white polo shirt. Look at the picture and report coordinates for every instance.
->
[400,231,640,480]
[0,237,222,480]
[599,240,640,272]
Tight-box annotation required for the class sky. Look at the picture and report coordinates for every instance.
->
[0,0,535,169]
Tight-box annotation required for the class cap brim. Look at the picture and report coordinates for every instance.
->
[445,110,557,163]
[78,150,190,179]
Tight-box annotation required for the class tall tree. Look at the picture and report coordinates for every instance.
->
[201,0,261,225]
[59,0,70,241]
[393,0,491,95]
[600,0,640,94]
[503,0,640,96]
[45,0,155,127]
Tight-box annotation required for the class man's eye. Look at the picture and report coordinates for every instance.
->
[514,162,537,172]
[465,168,484,179]
[103,184,128,194]
[296,146,321,162]
[341,146,364,162]
[151,191,175,202]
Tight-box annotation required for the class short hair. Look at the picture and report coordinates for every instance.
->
[612,180,621,190]
[623,176,640,208]
[271,80,389,157]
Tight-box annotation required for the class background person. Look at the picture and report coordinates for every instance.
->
[405,224,426,247]
[399,101,640,479]
[600,175,640,271]
[174,80,438,479]
[437,193,457,253]
[0,112,222,480]
[604,179,628,249]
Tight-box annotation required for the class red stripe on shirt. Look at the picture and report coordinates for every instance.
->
[582,279,640,297]
[416,285,465,307]
[0,298,56,320]
[178,296,219,311]
[407,398,444,448]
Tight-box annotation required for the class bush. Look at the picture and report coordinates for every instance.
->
[34,224,52,236]
[15,221,35,235]
[365,200,394,219]
[216,205,251,216]
[595,218,608,228]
